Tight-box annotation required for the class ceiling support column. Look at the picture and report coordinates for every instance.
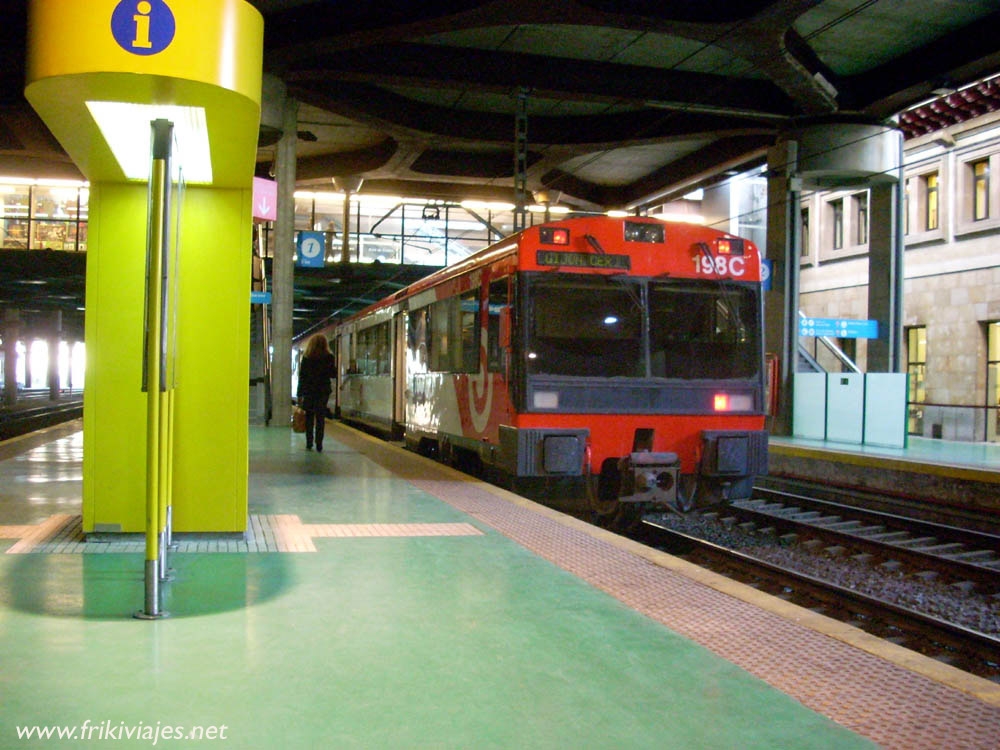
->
[48,310,61,401]
[513,88,528,233]
[271,95,298,429]
[867,134,905,373]
[764,141,800,436]
[3,309,19,407]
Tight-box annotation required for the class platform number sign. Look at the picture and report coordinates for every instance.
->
[111,0,176,56]
[296,232,326,268]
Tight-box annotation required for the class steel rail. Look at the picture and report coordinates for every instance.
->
[641,519,1000,666]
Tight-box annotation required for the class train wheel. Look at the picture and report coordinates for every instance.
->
[608,502,643,534]
[587,468,619,523]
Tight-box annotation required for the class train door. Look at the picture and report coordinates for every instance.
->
[392,311,406,437]
[487,276,512,423]
[333,335,342,415]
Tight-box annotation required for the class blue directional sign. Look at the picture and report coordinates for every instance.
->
[296,231,326,268]
[799,317,878,339]
[760,259,773,291]
[250,291,271,305]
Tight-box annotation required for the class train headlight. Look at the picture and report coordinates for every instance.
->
[713,393,753,412]
[533,391,559,409]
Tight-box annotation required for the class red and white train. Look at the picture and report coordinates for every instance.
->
[298,215,767,522]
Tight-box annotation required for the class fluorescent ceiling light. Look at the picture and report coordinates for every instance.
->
[651,212,706,224]
[85,101,212,184]
[605,210,629,217]
[682,188,704,201]
[0,177,89,187]
[461,200,515,212]
[527,204,571,214]
[421,219,484,231]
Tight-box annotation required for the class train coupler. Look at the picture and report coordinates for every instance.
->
[617,452,680,506]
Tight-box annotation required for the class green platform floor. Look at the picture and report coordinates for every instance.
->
[0,425,875,749]
[770,434,1000,472]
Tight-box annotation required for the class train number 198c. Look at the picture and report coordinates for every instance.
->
[694,254,746,277]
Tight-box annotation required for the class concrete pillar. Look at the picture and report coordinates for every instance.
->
[23,333,34,390]
[48,310,62,401]
[3,310,19,407]
[867,181,903,372]
[332,176,363,266]
[271,94,297,428]
[764,141,800,436]
[341,191,351,266]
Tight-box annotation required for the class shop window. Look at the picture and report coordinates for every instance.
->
[853,192,868,245]
[0,183,88,251]
[988,322,1000,442]
[906,326,927,435]
[924,172,938,231]
[973,159,989,221]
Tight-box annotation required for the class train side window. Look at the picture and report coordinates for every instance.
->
[429,288,480,373]
[375,321,390,374]
[430,299,451,372]
[487,278,509,372]
[459,289,479,373]
[408,307,429,370]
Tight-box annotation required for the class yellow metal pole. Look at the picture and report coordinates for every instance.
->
[138,119,173,620]
[140,156,165,617]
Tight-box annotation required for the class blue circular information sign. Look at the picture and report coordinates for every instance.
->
[111,0,176,56]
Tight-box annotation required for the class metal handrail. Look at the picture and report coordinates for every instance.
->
[797,310,861,374]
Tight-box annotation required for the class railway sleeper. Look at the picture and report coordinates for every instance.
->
[949,580,977,594]
[867,531,911,542]
[789,511,823,521]
[912,542,966,554]
[893,536,937,548]
[851,524,888,536]
[945,549,997,562]
[809,515,844,526]
[825,519,870,530]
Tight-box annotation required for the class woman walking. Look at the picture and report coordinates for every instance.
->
[296,334,337,451]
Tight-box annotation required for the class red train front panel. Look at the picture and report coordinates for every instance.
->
[400,216,767,509]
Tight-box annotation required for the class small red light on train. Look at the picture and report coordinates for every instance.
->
[552,229,569,245]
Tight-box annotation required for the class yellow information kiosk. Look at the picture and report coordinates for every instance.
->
[25,1,262,567]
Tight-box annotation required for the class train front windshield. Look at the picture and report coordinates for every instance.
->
[526,275,759,379]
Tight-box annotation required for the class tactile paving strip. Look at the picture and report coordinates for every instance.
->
[1,514,481,554]
[331,425,1000,750]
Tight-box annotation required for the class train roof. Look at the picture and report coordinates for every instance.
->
[304,216,754,336]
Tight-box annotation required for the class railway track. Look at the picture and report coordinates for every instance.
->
[0,398,83,441]
[757,475,1000,535]
[728,489,1000,597]
[639,518,1000,681]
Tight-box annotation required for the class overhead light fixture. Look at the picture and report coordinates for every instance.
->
[606,210,629,217]
[650,212,705,225]
[527,204,570,214]
[461,200,515,212]
[85,101,212,183]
